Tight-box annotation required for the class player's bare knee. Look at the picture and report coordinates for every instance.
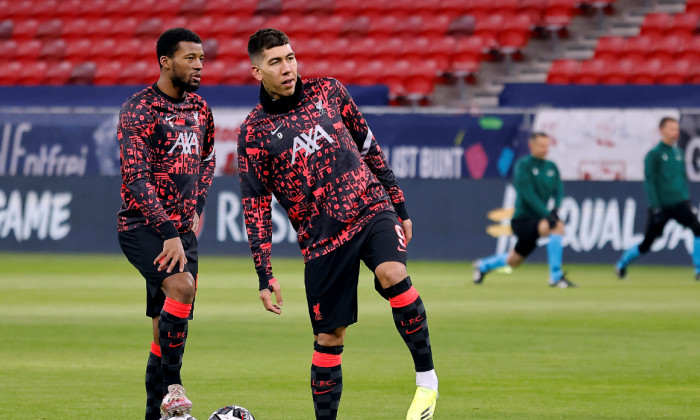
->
[316,327,345,346]
[162,273,196,303]
[374,261,407,288]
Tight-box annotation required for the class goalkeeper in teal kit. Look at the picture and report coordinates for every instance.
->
[616,117,700,280]
[473,132,576,288]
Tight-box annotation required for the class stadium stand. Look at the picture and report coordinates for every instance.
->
[1,0,694,105]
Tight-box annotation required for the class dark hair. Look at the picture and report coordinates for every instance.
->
[659,116,677,129]
[529,131,549,142]
[156,27,202,66]
[247,28,290,62]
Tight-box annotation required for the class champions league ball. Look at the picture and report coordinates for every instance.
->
[208,405,255,420]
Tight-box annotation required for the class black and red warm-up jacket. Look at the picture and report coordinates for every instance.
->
[237,77,409,289]
[117,83,216,239]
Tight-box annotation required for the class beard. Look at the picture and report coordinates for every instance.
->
[172,73,200,93]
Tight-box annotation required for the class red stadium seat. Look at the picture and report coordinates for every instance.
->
[453,36,487,63]
[255,0,283,16]
[107,17,139,40]
[178,0,208,17]
[93,61,122,85]
[286,15,321,40]
[649,34,685,61]
[394,15,425,38]
[314,15,345,39]
[68,61,97,84]
[679,36,700,61]
[519,0,547,25]
[658,58,692,84]
[15,39,42,62]
[134,17,163,39]
[369,15,400,38]
[216,38,249,64]
[688,0,700,15]
[573,58,606,84]
[600,58,636,84]
[440,0,474,18]
[55,0,84,19]
[120,61,159,85]
[670,13,699,36]
[422,15,451,38]
[640,13,673,38]
[62,18,91,41]
[0,39,18,62]
[547,59,580,84]
[11,18,39,40]
[188,15,215,39]
[346,37,377,61]
[35,18,63,40]
[446,15,476,37]
[64,39,94,63]
[340,16,371,38]
[374,37,408,60]
[5,0,34,20]
[205,0,257,16]
[17,61,49,85]
[91,38,119,63]
[322,37,351,61]
[354,60,386,85]
[38,38,67,63]
[594,36,626,61]
[475,13,507,41]
[0,61,22,85]
[624,36,652,62]
[306,0,336,15]
[300,60,332,79]
[43,61,73,85]
[629,58,663,84]
[0,19,13,40]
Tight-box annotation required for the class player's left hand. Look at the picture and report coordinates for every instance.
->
[155,237,187,273]
[192,213,200,233]
[259,278,283,315]
[401,218,413,245]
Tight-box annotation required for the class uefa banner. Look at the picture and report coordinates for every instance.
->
[0,109,527,179]
[2,176,700,266]
[532,108,680,180]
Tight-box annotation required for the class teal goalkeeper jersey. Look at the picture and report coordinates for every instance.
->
[644,141,689,209]
[512,155,564,220]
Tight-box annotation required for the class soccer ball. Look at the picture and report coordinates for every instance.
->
[208,405,255,420]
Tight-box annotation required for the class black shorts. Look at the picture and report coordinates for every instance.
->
[304,212,408,335]
[118,226,198,318]
[511,217,541,258]
[640,200,700,251]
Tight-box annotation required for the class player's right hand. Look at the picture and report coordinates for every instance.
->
[259,278,283,315]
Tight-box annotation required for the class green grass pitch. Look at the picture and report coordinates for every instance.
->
[1,252,699,419]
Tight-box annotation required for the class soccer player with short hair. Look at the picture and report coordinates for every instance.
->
[615,117,700,279]
[117,28,215,420]
[473,132,576,288]
[237,28,438,420]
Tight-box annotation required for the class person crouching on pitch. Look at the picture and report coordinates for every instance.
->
[615,117,700,280]
[237,28,438,420]
[473,132,576,288]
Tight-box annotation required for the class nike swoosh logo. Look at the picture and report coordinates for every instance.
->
[271,123,283,135]
[313,388,333,395]
[405,326,422,334]
[165,115,176,121]
[169,341,184,348]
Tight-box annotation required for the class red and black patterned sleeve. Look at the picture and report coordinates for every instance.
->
[336,80,410,221]
[237,119,275,290]
[118,101,179,239]
[196,104,216,215]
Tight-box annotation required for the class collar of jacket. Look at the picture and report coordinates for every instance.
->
[259,76,304,115]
